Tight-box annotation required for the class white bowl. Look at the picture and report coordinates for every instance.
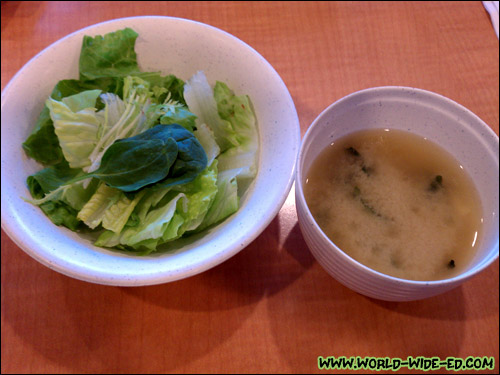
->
[295,86,499,301]
[1,16,300,286]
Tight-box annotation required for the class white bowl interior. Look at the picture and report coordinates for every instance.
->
[1,16,300,286]
[297,86,499,299]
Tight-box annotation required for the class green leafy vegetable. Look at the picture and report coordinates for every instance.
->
[350,185,383,218]
[65,125,182,192]
[95,160,218,253]
[429,175,443,192]
[143,74,186,105]
[52,77,125,100]
[46,90,102,169]
[77,183,122,229]
[79,28,141,81]
[27,161,96,229]
[194,123,220,166]
[38,200,82,231]
[27,160,82,195]
[150,124,208,189]
[158,105,197,132]
[23,28,258,255]
[213,81,259,181]
[346,146,360,157]
[85,76,155,173]
[85,137,178,191]
[22,78,124,166]
[28,124,207,196]
[184,71,239,151]
[195,166,239,232]
[22,107,65,166]
[77,183,146,232]
[22,29,184,167]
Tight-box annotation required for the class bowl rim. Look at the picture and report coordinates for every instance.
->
[1,15,300,286]
[2,15,274,96]
[296,85,499,287]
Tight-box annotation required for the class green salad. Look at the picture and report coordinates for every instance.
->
[23,28,259,254]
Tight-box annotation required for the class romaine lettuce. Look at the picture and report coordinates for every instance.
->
[95,160,218,252]
[214,81,259,181]
[79,28,142,81]
[184,71,239,151]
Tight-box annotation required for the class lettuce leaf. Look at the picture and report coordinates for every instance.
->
[184,71,239,151]
[171,159,219,233]
[26,160,98,211]
[77,183,121,229]
[46,90,102,169]
[101,190,146,233]
[144,102,197,133]
[22,77,126,166]
[78,28,186,104]
[158,105,197,132]
[27,160,81,196]
[195,167,239,232]
[22,106,64,166]
[95,192,186,252]
[142,74,186,105]
[52,78,124,101]
[214,81,259,181]
[96,93,126,139]
[194,123,220,167]
[95,161,218,252]
[27,161,96,230]
[86,76,154,174]
[77,182,145,234]
[22,80,100,166]
[79,28,141,81]
[38,200,81,231]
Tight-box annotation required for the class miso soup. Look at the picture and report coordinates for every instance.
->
[304,129,483,281]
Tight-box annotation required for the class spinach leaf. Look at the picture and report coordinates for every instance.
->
[143,125,208,189]
[61,124,207,192]
[83,136,179,192]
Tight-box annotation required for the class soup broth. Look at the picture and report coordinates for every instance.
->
[304,129,483,281]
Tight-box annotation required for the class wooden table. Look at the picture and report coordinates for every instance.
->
[2,2,498,373]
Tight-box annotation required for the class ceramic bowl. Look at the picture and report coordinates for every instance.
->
[1,16,300,286]
[295,86,499,301]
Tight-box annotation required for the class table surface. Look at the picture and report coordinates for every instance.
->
[1,1,499,374]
